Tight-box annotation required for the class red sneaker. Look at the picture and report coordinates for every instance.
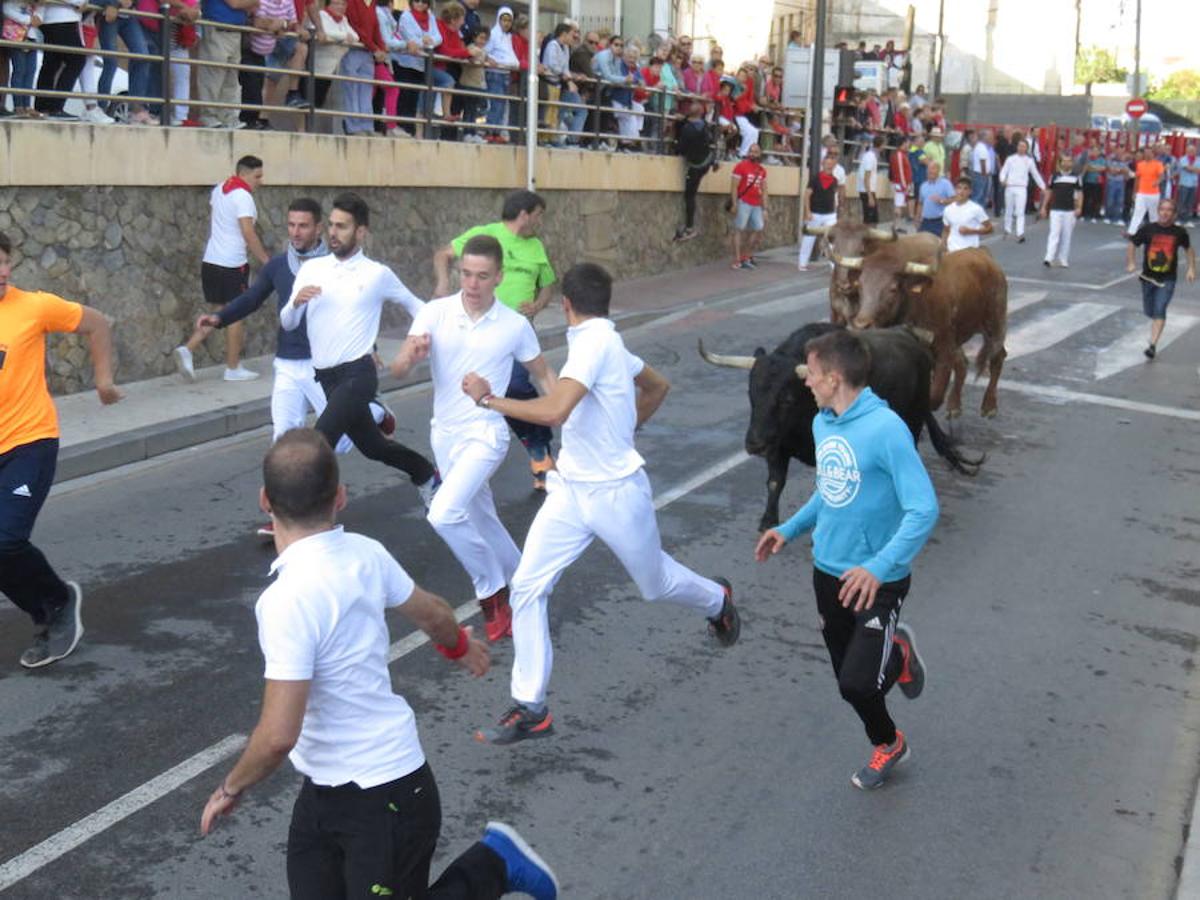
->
[479,587,513,642]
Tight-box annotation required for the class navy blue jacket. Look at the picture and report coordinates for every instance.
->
[215,254,311,361]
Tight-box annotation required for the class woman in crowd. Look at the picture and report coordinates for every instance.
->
[34,0,86,119]
[435,1,471,132]
[311,0,357,113]
[372,0,403,134]
[2,0,42,118]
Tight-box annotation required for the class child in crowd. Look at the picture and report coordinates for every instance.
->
[457,24,489,142]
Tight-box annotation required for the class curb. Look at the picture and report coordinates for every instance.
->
[53,272,806,484]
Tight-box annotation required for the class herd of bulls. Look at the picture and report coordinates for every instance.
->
[700,221,1007,530]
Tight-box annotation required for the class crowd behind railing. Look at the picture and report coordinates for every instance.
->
[0,0,805,162]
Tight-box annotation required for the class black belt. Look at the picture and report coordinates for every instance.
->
[314,354,373,380]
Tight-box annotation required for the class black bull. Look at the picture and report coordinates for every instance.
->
[699,322,983,531]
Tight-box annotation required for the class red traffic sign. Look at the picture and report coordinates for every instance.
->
[1126,97,1149,119]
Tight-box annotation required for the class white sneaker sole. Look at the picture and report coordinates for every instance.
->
[173,347,196,382]
[484,821,560,893]
[21,582,84,669]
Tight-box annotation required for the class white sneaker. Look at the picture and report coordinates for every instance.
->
[82,106,115,125]
[416,472,441,511]
[173,345,196,381]
[223,366,260,382]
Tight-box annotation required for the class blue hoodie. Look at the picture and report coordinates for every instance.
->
[777,387,939,583]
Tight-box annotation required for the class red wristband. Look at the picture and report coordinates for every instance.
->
[436,626,469,660]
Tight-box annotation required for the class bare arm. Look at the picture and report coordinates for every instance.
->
[399,586,485,663]
[518,283,556,320]
[522,353,557,397]
[239,217,270,266]
[200,679,310,834]
[1187,245,1197,282]
[1126,239,1138,272]
[389,333,431,379]
[433,244,456,297]
[463,372,587,428]
[634,363,669,427]
[74,306,122,404]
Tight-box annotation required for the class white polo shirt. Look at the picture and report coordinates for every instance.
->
[409,292,541,434]
[557,317,645,483]
[857,148,878,194]
[942,199,989,251]
[256,526,424,788]
[282,250,424,371]
[203,182,257,268]
[1000,154,1044,189]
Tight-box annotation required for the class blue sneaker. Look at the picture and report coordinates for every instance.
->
[481,822,559,899]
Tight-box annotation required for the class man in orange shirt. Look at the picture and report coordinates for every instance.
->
[1127,146,1165,236]
[0,231,122,668]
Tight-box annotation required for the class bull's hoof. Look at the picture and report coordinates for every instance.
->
[981,407,998,419]
[946,407,962,420]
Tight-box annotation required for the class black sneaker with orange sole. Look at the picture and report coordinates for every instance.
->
[476,704,554,745]
[707,577,740,646]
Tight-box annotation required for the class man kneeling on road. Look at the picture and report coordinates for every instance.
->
[199,429,558,899]
[756,329,936,791]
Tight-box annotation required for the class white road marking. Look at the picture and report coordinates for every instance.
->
[1007,290,1047,313]
[0,734,248,891]
[1093,314,1200,380]
[1001,380,1200,422]
[0,450,755,890]
[1008,272,1135,291]
[1005,302,1119,359]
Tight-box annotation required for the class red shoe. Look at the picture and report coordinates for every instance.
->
[181,118,201,127]
[479,587,513,642]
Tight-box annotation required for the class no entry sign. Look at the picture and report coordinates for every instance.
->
[1126,97,1148,119]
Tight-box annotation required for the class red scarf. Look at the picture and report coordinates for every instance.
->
[326,9,344,21]
[409,5,430,28]
[222,175,251,195]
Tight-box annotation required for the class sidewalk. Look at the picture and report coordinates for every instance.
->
[55,246,807,482]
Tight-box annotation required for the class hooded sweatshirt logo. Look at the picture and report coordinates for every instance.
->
[816,435,861,508]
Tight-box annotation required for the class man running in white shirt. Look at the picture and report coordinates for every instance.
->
[391,235,555,643]
[199,430,558,900]
[282,193,440,506]
[462,263,741,745]
[941,176,993,252]
[998,139,1045,242]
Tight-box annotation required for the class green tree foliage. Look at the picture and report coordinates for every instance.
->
[1075,46,1126,85]
[1148,70,1200,100]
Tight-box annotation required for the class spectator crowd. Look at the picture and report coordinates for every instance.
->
[0,1,803,162]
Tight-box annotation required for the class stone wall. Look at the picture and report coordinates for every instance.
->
[1,183,797,394]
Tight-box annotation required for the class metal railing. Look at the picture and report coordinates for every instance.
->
[0,10,806,164]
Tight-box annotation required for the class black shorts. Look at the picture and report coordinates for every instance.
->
[201,262,248,305]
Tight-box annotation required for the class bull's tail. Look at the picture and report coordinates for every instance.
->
[924,411,985,476]
[974,338,1007,380]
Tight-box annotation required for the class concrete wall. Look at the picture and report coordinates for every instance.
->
[0,125,800,394]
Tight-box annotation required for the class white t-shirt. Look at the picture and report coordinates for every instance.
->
[833,163,847,186]
[282,250,424,370]
[970,141,990,174]
[858,149,878,194]
[256,527,424,788]
[1000,154,1045,189]
[557,317,645,482]
[203,182,257,268]
[942,200,989,251]
[409,293,541,434]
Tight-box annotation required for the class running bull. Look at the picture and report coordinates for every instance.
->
[699,322,982,531]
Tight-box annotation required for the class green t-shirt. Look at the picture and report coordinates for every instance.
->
[451,222,556,311]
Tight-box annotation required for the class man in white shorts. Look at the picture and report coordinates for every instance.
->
[461,263,741,746]
[199,429,558,900]
[391,235,555,643]
[941,176,993,252]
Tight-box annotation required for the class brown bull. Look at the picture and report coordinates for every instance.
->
[851,246,1008,418]
[802,221,940,325]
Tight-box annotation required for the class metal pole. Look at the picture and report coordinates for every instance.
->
[159,2,172,128]
[1133,0,1142,96]
[526,0,539,190]
[933,0,945,98]
[808,0,826,180]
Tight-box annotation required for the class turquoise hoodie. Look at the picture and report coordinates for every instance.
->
[777,387,939,583]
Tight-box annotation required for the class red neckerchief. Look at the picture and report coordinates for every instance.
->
[410,6,430,28]
[222,175,252,195]
[817,172,837,190]
[326,10,344,21]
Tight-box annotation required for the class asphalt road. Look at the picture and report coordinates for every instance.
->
[1,221,1198,899]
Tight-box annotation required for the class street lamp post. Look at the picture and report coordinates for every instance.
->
[808,0,826,180]
[1133,0,1142,96]
[933,0,945,97]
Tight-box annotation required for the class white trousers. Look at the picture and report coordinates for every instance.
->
[427,424,520,600]
[1127,192,1161,236]
[1004,186,1028,236]
[509,468,725,705]
[799,211,838,267]
[1044,210,1076,265]
[735,115,760,157]
[271,357,354,454]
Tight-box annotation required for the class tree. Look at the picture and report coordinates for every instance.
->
[1148,70,1200,100]
[1075,45,1127,96]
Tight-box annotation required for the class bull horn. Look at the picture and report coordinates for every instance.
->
[867,227,897,241]
[697,338,755,370]
[794,364,809,379]
[803,225,831,236]
[903,261,937,276]
[831,253,864,270]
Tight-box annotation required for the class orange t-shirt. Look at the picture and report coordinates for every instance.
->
[0,287,83,456]
[1136,159,1164,195]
